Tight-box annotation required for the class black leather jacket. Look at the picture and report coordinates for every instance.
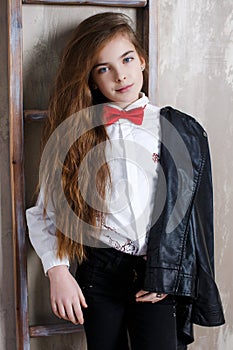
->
[144,107,225,346]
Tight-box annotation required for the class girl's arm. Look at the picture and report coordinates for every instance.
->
[26,190,70,274]
[26,191,88,324]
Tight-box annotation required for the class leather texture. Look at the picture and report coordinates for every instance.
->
[143,106,225,346]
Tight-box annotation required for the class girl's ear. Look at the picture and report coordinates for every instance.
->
[140,57,146,71]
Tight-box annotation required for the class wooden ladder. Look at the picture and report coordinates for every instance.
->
[8,0,158,348]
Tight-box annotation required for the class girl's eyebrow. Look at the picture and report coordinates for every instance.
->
[93,50,135,69]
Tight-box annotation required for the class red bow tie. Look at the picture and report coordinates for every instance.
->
[102,105,145,126]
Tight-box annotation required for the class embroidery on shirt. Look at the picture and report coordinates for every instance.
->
[104,233,139,254]
[152,152,160,163]
[102,222,118,233]
[102,219,138,254]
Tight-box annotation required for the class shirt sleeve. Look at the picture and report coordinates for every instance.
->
[26,190,70,275]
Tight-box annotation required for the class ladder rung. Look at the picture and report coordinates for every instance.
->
[24,110,47,122]
[22,0,147,7]
[29,322,84,337]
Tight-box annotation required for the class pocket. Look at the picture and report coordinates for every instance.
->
[75,262,95,288]
[157,294,176,306]
[76,262,112,290]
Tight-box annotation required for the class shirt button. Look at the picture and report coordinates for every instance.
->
[203,131,207,137]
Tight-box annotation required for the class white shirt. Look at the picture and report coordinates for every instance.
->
[26,94,161,274]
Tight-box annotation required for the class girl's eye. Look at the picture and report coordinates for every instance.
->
[123,56,134,63]
[97,66,109,74]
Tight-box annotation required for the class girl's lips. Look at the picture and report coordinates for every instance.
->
[116,84,134,93]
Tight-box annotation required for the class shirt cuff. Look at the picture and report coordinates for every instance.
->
[41,250,70,275]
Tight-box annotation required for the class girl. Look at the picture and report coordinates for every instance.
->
[26,12,225,350]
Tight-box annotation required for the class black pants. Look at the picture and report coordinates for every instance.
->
[76,247,177,350]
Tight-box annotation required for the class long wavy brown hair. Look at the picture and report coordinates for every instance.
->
[41,12,148,264]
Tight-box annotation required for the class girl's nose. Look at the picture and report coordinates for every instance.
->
[115,69,126,82]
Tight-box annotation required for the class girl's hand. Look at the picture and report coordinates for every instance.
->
[135,290,168,303]
[48,265,88,324]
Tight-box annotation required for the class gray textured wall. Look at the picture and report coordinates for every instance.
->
[0,1,232,349]
[158,1,232,349]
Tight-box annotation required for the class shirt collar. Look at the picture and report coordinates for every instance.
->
[106,92,149,112]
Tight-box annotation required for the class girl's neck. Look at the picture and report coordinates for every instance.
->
[106,92,145,110]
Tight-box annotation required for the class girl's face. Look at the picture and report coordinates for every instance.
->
[91,34,145,108]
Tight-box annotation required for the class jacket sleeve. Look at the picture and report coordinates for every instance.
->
[190,132,225,326]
